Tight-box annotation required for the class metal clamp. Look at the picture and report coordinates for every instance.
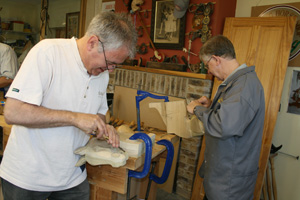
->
[127,132,153,200]
[136,90,169,131]
[149,139,174,184]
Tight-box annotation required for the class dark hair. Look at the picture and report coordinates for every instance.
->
[199,35,236,60]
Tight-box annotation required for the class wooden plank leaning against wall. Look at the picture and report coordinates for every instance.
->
[191,16,296,200]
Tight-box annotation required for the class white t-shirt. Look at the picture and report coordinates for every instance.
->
[0,43,19,91]
[0,37,109,191]
[0,43,18,79]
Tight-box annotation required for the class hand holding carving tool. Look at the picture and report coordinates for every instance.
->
[91,131,125,152]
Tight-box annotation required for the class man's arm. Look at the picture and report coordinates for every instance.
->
[4,97,108,138]
[0,76,13,88]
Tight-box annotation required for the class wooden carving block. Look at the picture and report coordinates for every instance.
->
[75,124,156,167]
[118,129,156,158]
[149,100,205,138]
[74,138,129,168]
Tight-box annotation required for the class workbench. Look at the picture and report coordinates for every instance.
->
[0,115,178,200]
[87,129,179,200]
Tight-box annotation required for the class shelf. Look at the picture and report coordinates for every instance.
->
[120,65,213,80]
[2,30,36,35]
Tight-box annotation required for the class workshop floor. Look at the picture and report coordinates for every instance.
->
[156,188,188,200]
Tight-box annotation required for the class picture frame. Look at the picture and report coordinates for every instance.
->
[150,0,186,50]
[287,70,300,114]
[102,1,115,12]
[66,12,80,38]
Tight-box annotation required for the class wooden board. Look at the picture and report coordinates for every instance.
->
[146,61,187,72]
[120,65,213,80]
[90,183,118,200]
[191,16,296,200]
[87,164,127,194]
[113,86,184,130]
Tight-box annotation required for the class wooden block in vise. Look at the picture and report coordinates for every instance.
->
[117,126,156,158]
[149,100,205,138]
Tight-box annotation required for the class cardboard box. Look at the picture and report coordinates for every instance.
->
[12,21,24,32]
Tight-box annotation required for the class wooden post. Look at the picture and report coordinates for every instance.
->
[79,0,87,38]
[270,153,278,200]
[191,136,206,200]
[266,163,272,200]
[39,0,47,40]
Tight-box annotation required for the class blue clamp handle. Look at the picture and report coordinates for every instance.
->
[128,133,153,179]
[136,90,169,131]
[149,139,174,184]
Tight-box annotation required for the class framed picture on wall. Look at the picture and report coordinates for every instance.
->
[287,70,300,115]
[150,0,186,50]
[102,1,115,12]
[66,12,80,38]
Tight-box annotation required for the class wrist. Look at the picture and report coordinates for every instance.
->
[193,106,198,115]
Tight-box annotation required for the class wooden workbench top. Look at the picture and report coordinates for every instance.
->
[87,128,179,195]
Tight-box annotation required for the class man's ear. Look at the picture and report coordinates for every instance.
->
[213,55,221,65]
[87,35,98,51]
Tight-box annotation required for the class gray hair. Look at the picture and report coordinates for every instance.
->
[199,35,236,61]
[86,12,137,58]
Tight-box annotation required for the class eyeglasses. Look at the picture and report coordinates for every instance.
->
[98,38,119,70]
[204,56,213,70]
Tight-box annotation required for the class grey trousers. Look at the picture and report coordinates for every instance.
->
[1,178,89,200]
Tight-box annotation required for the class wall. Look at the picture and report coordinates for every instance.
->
[236,0,300,200]
[0,0,40,32]
[48,0,81,28]
[0,0,81,41]
[0,0,40,42]
[47,0,81,38]
[115,0,236,69]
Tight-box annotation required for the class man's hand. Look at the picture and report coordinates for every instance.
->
[77,114,120,148]
[73,113,108,137]
[104,124,120,148]
[187,96,212,114]
[197,96,212,108]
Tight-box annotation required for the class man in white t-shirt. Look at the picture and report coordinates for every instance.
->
[0,43,19,92]
[0,12,137,200]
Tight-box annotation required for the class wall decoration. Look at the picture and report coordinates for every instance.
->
[150,0,186,50]
[188,2,214,43]
[259,5,300,61]
[66,12,80,38]
[102,1,115,12]
[287,70,300,114]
